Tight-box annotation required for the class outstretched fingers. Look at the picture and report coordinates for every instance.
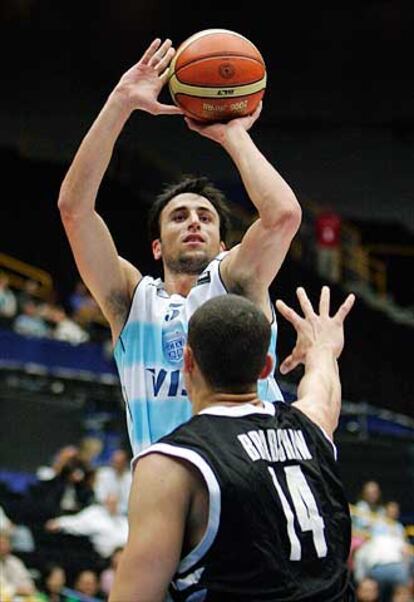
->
[279,352,300,375]
[148,39,173,69]
[140,38,162,65]
[275,299,304,330]
[333,293,355,324]
[156,47,176,76]
[319,285,330,317]
[296,287,316,320]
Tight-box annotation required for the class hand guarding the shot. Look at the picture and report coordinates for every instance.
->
[114,38,184,116]
[275,286,355,374]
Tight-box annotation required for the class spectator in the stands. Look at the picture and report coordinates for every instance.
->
[48,304,90,345]
[24,456,95,523]
[353,512,411,602]
[45,493,128,560]
[16,278,41,313]
[0,273,17,323]
[0,530,36,599]
[36,445,79,481]
[99,546,124,598]
[68,281,104,328]
[37,564,67,602]
[0,505,34,554]
[391,584,413,602]
[353,480,386,536]
[72,568,104,601]
[355,577,380,602]
[78,436,104,470]
[13,299,49,338]
[314,206,342,283]
[94,448,132,515]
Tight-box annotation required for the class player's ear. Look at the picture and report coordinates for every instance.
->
[152,238,162,260]
[183,345,195,375]
[258,354,273,380]
[219,241,227,252]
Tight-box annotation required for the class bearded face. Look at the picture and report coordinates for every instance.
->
[152,193,224,275]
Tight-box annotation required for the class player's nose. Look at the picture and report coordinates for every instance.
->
[188,211,201,229]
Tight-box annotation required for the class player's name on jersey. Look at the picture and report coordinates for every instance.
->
[238,429,312,463]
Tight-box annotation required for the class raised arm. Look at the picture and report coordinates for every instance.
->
[58,39,183,341]
[184,105,302,320]
[276,286,355,438]
[109,452,196,602]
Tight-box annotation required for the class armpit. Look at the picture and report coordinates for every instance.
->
[105,289,130,324]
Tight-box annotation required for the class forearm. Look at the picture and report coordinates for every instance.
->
[297,345,341,430]
[58,91,133,218]
[222,124,300,228]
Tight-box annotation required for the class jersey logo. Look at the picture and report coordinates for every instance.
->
[163,303,186,363]
[146,368,187,397]
[196,271,211,286]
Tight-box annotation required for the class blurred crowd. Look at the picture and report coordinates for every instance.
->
[351,480,414,601]
[0,441,132,602]
[0,275,110,346]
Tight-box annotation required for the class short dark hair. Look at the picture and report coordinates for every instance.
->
[147,175,232,243]
[188,294,270,393]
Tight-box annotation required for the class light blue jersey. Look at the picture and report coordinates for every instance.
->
[113,252,284,456]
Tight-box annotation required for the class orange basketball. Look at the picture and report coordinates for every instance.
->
[168,29,266,123]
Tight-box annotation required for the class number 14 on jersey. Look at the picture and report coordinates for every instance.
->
[269,465,328,561]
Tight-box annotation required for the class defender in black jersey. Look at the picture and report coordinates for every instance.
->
[110,287,356,602]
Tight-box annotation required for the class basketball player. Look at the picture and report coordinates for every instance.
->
[58,38,302,456]
[110,286,356,602]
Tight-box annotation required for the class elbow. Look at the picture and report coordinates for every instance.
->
[266,197,302,234]
[57,186,74,221]
[286,201,302,233]
[57,185,86,224]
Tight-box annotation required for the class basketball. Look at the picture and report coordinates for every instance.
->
[168,29,266,123]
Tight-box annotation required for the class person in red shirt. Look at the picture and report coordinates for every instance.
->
[315,208,342,283]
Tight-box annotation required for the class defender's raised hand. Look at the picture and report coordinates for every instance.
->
[275,286,355,375]
[114,38,184,115]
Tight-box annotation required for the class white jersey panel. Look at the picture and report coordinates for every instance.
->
[113,253,284,456]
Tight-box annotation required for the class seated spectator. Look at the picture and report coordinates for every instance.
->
[391,584,413,602]
[99,547,124,598]
[36,445,79,481]
[372,501,411,541]
[0,505,34,553]
[0,272,17,323]
[0,530,36,599]
[48,305,90,345]
[353,480,386,536]
[37,564,67,602]
[64,569,104,602]
[74,569,103,602]
[45,494,128,560]
[78,437,104,470]
[23,456,95,524]
[93,448,132,515]
[13,299,49,338]
[356,577,381,602]
[16,278,41,313]
[353,517,411,602]
[68,281,104,328]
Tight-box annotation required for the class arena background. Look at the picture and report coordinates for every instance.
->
[0,1,413,593]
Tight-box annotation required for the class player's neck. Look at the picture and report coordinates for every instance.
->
[194,391,264,413]
[163,271,198,297]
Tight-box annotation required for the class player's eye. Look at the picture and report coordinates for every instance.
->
[199,213,211,223]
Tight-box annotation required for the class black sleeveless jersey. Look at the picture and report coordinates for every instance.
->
[140,401,354,602]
